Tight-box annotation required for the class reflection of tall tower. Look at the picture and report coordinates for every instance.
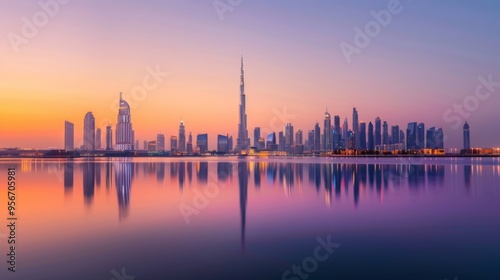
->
[463,122,471,150]
[238,162,248,252]
[116,93,134,151]
[64,161,74,194]
[237,56,249,151]
[114,160,133,221]
[83,161,95,205]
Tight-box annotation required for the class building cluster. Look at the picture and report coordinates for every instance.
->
[62,57,475,156]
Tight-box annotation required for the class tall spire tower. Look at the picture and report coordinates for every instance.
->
[237,56,249,151]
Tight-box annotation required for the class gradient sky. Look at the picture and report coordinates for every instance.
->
[1,0,500,149]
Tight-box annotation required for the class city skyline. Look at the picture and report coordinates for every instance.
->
[1,1,500,149]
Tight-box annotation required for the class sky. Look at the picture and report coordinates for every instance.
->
[1,0,500,150]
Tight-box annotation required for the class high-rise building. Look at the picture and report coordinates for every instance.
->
[285,123,294,151]
[196,133,208,154]
[237,56,250,151]
[307,130,314,151]
[375,117,381,146]
[83,112,95,150]
[278,131,285,151]
[391,125,400,144]
[106,125,112,150]
[333,115,341,150]
[323,110,332,151]
[257,137,265,150]
[170,136,178,152]
[463,122,470,150]
[368,122,375,151]
[436,128,444,149]
[228,135,233,152]
[187,132,193,153]
[64,121,74,150]
[353,108,359,149]
[148,141,156,151]
[417,123,425,149]
[406,122,418,150]
[95,128,101,150]
[382,121,389,145]
[359,122,367,150]
[178,119,186,152]
[295,129,303,145]
[266,132,277,150]
[116,93,134,151]
[426,127,436,149]
[254,127,260,147]
[400,130,405,145]
[143,141,147,150]
[314,123,321,151]
[342,117,349,148]
[217,134,229,153]
[157,134,165,151]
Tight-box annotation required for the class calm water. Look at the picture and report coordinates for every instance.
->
[1,157,500,280]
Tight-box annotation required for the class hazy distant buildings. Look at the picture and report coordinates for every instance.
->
[64,121,74,150]
[254,127,260,148]
[382,121,389,145]
[187,132,193,153]
[196,133,208,154]
[95,128,101,150]
[391,125,400,144]
[314,122,321,151]
[178,119,186,152]
[463,122,471,149]
[157,134,165,151]
[106,125,112,150]
[148,141,156,151]
[237,56,250,151]
[266,132,277,150]
[116,93,134,151]
[333,115,341,150]
[83,112,95,150]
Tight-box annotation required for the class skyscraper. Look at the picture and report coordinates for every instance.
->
[196,133,208,154]
[342,117,349,148]
[295,129,303,145]
[323,111,332,151]
[375,117,381,146]
[285,123,294,151]
[368,122,375,151]
[217,134,229,153]
[171,136,178,152]
[307,130,314,151]
[417,123,425,149]
[106,125,112,150]
[187,132,193,153]
[382,121,389,145]
[426,127,436,149]
[157,134,165,151]
[333,115,341,150]
[116,93,134,151]
[353,107,359,149]
[178,119,186,152]
[95,128,101,150]
[237,56,249,151]
[391,125,400,144]
[436,128,444,149]
[254,127,260,147]
[278,131,285,151]
[463,122,470,149]
[359,122,367,150]
[64,121,74,150]
[83,112,95,150]
[314,122,321,151]
[407,122,418,150]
